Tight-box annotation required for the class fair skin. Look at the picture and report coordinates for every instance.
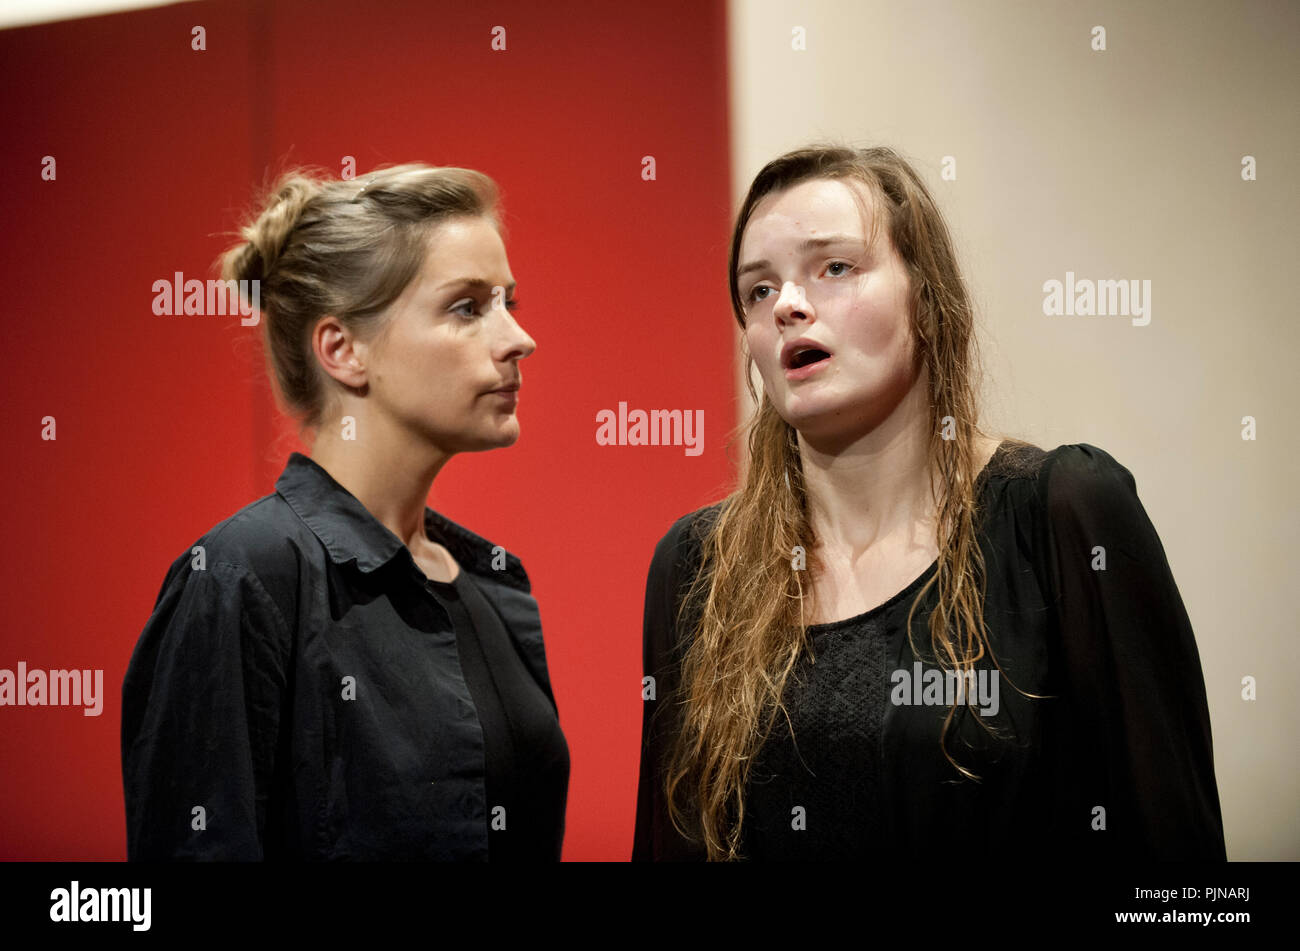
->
[736,178,999,623]
[307,215,535,584]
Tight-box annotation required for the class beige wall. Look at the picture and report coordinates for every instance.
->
[728,0,1298,860]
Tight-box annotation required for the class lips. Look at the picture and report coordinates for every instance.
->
[780,338,833,371]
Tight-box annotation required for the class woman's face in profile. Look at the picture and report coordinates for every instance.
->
[361,215,535,454]
[736,178,920,444]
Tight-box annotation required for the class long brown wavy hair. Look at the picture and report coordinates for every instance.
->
[664,144,1038,861]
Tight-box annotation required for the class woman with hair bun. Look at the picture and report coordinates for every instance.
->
[633,144,1226,862]
[122,164,568,861]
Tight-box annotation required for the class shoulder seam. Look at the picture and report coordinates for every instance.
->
[207,559,293,643]
[199,494,284,549]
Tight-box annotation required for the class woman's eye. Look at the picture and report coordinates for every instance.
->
[452,297,521,318]
[826,261,854,277]
[748,285,773,304]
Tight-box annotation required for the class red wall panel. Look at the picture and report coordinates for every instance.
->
[0,0,733,861]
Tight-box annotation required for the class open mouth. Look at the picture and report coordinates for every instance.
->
[786,347,831,369]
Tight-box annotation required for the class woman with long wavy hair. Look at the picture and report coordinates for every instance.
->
[633,144,1225,861]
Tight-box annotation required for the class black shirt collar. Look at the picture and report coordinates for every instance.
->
[275,452,530,592]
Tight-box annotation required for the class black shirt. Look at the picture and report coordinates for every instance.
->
[633,441,1226,860]
[427,571,570,860]
[121,452,569,860]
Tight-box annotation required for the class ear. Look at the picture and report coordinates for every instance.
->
[312,315,370,389]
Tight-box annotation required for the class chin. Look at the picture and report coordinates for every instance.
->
[779,397,879,444]
[431,420,520,455]
[482,421,521,450]
[775,395,844,430]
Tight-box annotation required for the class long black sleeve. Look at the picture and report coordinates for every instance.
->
[122,559,291,860]
[1039,444,1227,859]
[632,511,712,861]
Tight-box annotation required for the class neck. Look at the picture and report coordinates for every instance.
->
[308,407,451,551]
[798,376,937,557]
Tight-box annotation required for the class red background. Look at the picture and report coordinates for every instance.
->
[0,0,734,860]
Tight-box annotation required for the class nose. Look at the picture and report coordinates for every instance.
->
[772,280,813,326]
[501,310,536,362]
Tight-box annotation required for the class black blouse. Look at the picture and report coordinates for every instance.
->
[633,441,1226,861]
[122,452,568,861]
[426,571,570,861]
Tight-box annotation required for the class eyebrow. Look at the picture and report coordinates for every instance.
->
[736,234,867,280]
[435,277,518,293]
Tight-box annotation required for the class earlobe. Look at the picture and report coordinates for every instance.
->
[314,316,370,388]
